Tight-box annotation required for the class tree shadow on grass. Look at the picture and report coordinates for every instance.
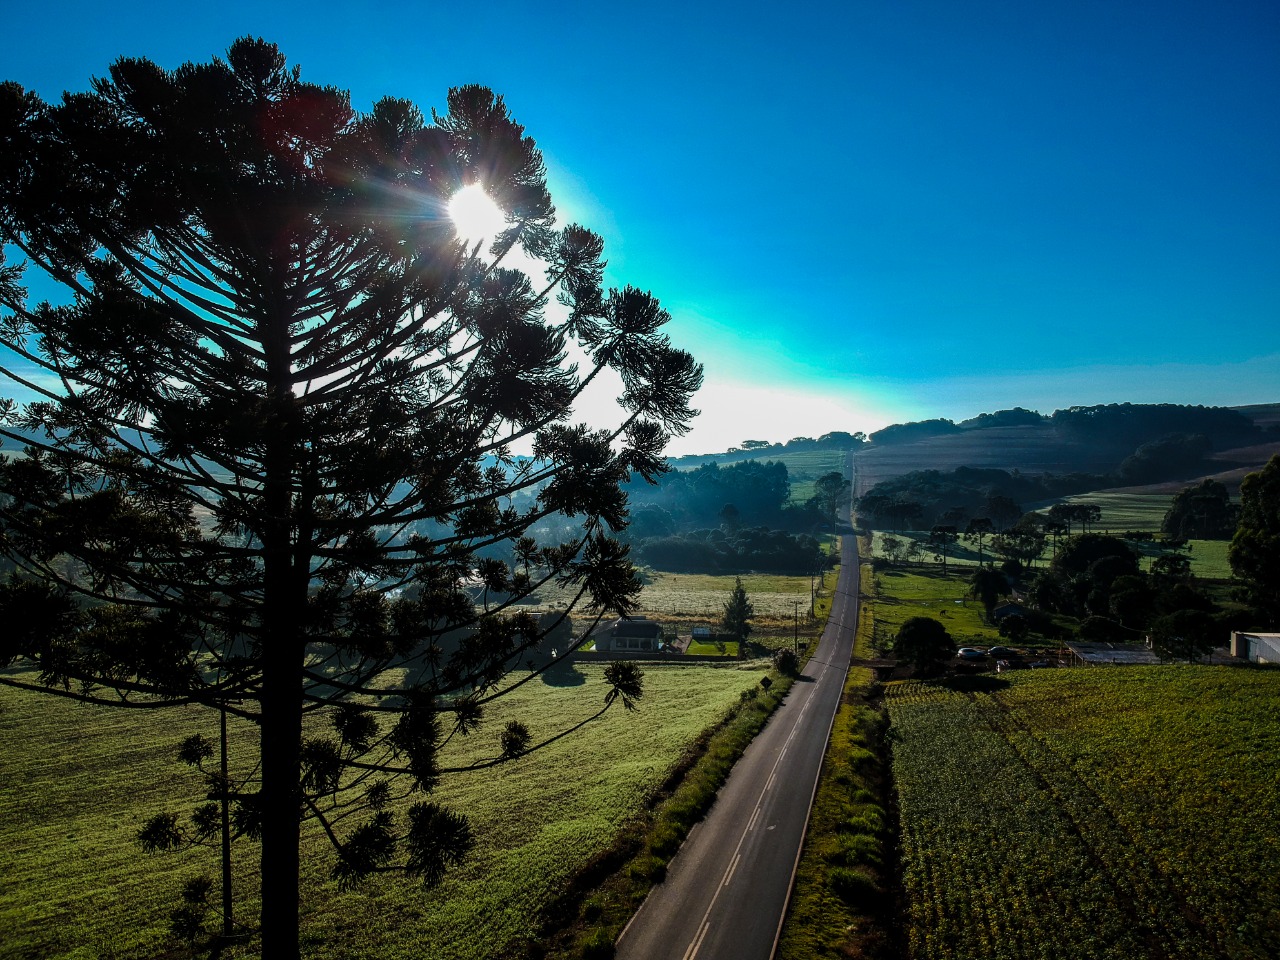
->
[540,661,587,687]
[936,673,1011,693]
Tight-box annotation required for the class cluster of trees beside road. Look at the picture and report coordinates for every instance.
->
[883,454,1280,664]
[1022,534,1229,659]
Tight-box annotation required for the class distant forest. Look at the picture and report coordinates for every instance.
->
[619,460,833,574]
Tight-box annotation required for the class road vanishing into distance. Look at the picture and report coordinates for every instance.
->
[615,529,860,960]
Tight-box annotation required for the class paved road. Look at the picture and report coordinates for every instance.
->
[615,531,861,960]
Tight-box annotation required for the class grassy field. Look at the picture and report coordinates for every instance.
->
[516,569,819,637]
[1048,490,1172,531]
[867,567,1002,653]
[773,450,850,504]
[885,668,1280,960]
[0,663,764,960]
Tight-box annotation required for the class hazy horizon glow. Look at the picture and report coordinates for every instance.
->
[5,0,1278,455]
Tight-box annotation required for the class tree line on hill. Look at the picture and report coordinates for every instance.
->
[865,402,1263,448]
[668,430,865,467]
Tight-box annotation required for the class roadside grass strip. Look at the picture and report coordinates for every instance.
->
[885,668,1280,960]
[775,667,890,960]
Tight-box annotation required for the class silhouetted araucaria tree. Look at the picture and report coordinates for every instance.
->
[0,39,700,959]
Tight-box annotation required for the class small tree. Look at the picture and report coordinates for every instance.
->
[894,616,952,674]
[928,524,959,574]
[722,575,754,658]
[964,517,994,564]
[967,567,1008,622]
[881,535,904,566]
[0,40,698,959]
[812,471,852,544]
[998,614,1030,643]
[1230,454,1280,619]
[1150,609,1217,661]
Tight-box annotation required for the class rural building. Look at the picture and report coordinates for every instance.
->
[1230,632,1280,664]
[992,601,1028,622]
[594,616,665,653]
[1064,640,1162,666]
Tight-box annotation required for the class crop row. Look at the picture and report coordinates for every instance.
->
[885,668,1280,960]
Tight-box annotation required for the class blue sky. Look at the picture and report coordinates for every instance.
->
[5,0,1279,454]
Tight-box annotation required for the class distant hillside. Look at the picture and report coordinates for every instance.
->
[669,431,863,469]
[1233,402,1280,429]
[853,402,1272,495]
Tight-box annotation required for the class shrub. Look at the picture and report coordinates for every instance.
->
[829,865,880,903]
[577,927,615,960]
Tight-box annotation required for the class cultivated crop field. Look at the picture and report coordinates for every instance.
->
[1047,490,1171,531]
[0,663,762,960]
[885,667,1280,960]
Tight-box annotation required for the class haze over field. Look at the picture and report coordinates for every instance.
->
[5,0,1279,453]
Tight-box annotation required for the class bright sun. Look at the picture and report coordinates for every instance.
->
[448,184,507,246]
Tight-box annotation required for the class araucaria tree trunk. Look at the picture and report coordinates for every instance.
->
[0,40,699,958]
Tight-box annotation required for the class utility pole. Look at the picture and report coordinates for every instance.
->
[792,599,801,656]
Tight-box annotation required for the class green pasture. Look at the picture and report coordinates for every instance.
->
[869,568,1000,650]
[886,667,1280,960]
[1048,490,1173,532]
[0,663,762,960]
[772,450,850,504]
[1132,537,1234,581]
[869,530,993,569]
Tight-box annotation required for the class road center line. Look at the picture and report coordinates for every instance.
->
[682,920,711,960]
[722,853,742,887]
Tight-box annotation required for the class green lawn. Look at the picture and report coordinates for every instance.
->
[0,663,761,960]
[869,568,1000,650]
[885,668,1280,960]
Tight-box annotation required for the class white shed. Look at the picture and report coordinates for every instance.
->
[1230,631,1280,664]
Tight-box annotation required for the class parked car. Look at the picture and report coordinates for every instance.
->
[987,645,1015,658]
[956,647,986,660]
[1028,660,1052,669]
